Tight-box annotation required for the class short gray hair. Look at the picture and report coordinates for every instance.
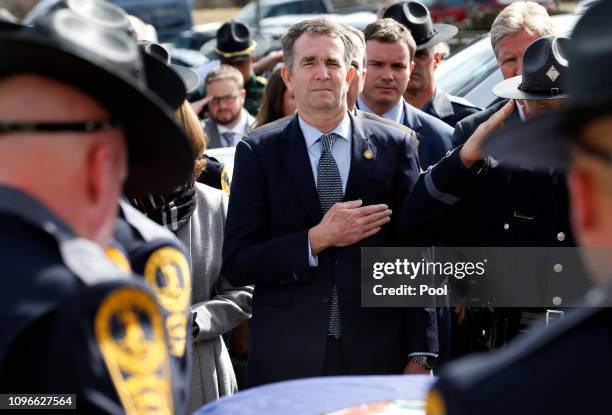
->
[490,1,553,55]
[281,18,353,72]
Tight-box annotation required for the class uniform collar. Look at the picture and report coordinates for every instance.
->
[425,88,454,119]
[0,185,75,239]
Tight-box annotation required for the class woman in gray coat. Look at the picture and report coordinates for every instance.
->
[130,101,252,412]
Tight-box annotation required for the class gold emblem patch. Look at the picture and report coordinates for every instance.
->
[144,247,191,357]
[425,390,447,415]
[105,246,132,274]
[95,287,173,415]
[221,166,231,195]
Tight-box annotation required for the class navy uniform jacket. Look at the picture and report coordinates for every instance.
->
[451,99,521,147]
[114,201,192,415]
[222,112,438,387]
[428,285,612,415]
[0,187,176,414]
[197,155,231,194]
[422,89,480,129]
[399,148,589,352]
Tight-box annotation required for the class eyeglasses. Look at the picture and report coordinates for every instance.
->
[209,94,240,105]
[0,119,120,134]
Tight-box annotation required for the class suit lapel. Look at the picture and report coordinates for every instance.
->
[402,101,423,134]
[344,113,375,202]
[281,115,323,223]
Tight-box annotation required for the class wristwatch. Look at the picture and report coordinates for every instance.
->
[409,355,436,370]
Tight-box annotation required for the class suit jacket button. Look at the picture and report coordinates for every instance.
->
[557,232,566,242]
[503,223,510,231]
[323,296,330,304]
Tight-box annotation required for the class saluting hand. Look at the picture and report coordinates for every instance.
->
[459,99,515,167]
[308,200,392,255]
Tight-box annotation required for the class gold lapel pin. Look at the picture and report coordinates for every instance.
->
[363,149,374,160]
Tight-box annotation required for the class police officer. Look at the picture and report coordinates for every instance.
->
[208,21,267,117]
[383,0,480,127]
[0,3,194,413]
[427,2,612,413]
[399,35,579,357]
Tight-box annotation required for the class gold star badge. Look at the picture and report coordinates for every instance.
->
[363,149,374,160]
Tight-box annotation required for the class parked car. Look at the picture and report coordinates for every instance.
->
[235,0,334,26]
[108,0,193,42]
[436,13,577,109]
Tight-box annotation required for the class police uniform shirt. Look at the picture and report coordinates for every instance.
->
[423,89,480,128]
[0,186,177,414]
[244,73,267,117]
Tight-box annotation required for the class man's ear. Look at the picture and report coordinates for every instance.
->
[433,52,443,70]
[281,65,293,96]
[86,141,112,205]
[410,61,415,73]
[346,65,356,86]
[240,87,247,103]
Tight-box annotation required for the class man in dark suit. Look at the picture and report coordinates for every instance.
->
[383,1,480,128]
[427,3,612,413]
[451,1,553,146]
[222,17,438,387]
[356,18,453,169]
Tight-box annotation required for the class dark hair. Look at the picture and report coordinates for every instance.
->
[363,18,417,61]
[253,68,288,128]
[281,17,353,72]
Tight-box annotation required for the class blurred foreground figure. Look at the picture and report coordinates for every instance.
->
[427,2,612,414]
[0,2,194,413]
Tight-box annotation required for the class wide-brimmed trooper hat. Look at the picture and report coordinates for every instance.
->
[383,0,458,50]
[493,36,569,100]
[482,0,612,171]
[200,20,271,61]
[0,1,195,195]
[140,41,200,108]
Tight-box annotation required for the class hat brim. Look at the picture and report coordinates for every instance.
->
[171,63,200,95]
[493,75,568,100]
[482,93,612,171]
[0,34,195,195]
[200,34,272,61]
[416,23,458,50]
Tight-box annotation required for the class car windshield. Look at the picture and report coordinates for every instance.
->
[235,2,273,23]
[436,36,498,98]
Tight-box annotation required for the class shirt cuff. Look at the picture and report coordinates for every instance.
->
[408,352,438,358]
[307,236,318,267]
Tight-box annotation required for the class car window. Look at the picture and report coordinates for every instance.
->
[236,3,273,23]
[436,36,498,98]
[269,2,300,16]
[298,0,327,13]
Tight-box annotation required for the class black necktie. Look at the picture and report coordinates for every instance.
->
[316,133,343,339]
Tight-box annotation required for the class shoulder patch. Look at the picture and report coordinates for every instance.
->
[256,76,268,86]
[95,287,174,415]
[221,166,231,195]
[144,247,191,358]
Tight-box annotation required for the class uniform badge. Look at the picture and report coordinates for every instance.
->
[144,247,191,358]
[221,166,231,195]
[363,149,374,160]
[95,287,173,415]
